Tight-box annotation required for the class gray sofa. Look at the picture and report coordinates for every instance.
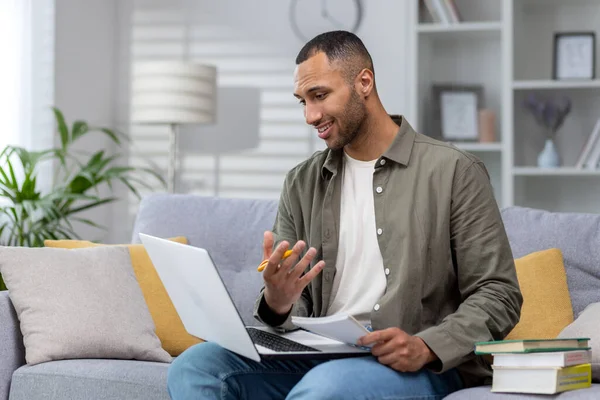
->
[1,194,599,399]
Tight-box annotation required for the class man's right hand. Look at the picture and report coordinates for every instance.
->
[261,231,325,316]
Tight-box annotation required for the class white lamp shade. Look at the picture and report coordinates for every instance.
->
[130,62,217,124]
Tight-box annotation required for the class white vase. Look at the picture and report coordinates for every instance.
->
[537,139,560,168]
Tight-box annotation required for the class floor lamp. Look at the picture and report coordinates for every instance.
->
[130,62,217,193]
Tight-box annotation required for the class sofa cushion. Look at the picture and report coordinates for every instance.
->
[0,246,171,365]
[505,248,573,340]
[9,359,170,400]
[444,385,600,399]
[44,238,203,357]
[131,194,279,325]
[558,302,600,382]
[0,291,25,400]
[501,206,600,318]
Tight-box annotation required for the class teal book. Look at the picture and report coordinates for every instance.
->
[475,338,590,355]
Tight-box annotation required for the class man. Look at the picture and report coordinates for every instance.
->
[167,30,522,400]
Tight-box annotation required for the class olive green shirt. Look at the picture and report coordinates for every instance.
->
[253,117,522,387]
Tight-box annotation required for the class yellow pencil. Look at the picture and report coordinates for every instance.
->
[257,250,293,272]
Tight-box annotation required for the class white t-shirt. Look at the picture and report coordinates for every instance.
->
[325,151,386,323]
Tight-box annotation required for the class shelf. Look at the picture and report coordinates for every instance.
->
[513,80,600,90]
[417,22,502,35]
[450,142,503,152]
[513,167,600,176]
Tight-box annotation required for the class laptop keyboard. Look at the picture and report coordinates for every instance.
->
[246,327,320,353]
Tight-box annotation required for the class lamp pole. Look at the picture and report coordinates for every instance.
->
[167,123,179,193]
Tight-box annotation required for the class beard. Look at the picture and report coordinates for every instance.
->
[328,90,367,151]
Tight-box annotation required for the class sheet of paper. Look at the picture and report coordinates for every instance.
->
[291,314,372,347]
[280,329,346,346]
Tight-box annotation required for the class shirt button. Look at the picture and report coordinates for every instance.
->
[376,186,383,194]
[377,228,383,235]
[385,268,390,275]
[380,159,386,166]
[374,304,380,311]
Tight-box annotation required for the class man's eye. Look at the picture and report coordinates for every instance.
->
[298,100,306,106]
[315,93,327,100]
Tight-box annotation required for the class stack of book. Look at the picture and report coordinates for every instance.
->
[475,338,592,394]
[575,118,600,170]
[422,0,461,24]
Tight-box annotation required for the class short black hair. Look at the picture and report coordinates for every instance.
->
[295,30,374,83]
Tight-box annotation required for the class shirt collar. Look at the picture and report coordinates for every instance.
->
[383,115,416,167]
[320,115,416,179]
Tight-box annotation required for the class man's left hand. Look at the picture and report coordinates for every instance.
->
[357,327,438,372]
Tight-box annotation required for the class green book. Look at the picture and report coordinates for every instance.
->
[475,338,590,355]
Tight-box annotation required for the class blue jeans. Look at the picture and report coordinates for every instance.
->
[167,342,464,400]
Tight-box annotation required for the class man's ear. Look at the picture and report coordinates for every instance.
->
[356,68,374,98]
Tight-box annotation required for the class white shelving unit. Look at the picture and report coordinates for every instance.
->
[452,142,504,152]
[407,0,600,213]
[513,80,600,90]
[417,21,502,34]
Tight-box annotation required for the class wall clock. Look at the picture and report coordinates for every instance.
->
[289,0,363,43]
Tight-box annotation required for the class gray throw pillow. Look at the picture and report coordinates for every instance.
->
[558,302,600,382]
[0,246,172,365]
[501,206,600,318]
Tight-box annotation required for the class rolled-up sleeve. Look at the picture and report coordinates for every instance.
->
[253,173,313,331]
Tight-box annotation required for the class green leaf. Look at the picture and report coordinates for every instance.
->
[45,231,59,241]
[86,150,105,169]
[139,166,167,187]
[72,217,106,231]
[52,107,70,150]
[103,166,135,176]
[67,197,117,215]
[54,226,80,240]
[6,162,19,193]
[98,128,121,145]
[0,146,12,160]
[119,177,141,199]
[68,175,94,194]
[51,148,68,170]
[0,222,8,246]
[88,154,121,177]
[71,121,89,142]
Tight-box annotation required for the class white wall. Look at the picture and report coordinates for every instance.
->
[54,0,411,243]
[202,0,410,115]
[54,0,120,242]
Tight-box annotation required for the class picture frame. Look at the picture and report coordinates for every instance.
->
[431,84,484,141]
[553,32,596,80]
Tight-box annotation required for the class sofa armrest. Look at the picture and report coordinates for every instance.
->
[0,291,25,400]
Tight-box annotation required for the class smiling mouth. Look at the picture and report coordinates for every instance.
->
[317,121,333,139]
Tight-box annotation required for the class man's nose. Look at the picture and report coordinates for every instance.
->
[305,105,322,126]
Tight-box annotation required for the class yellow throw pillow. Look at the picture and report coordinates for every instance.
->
[44,238,203,356]
[505,248,574,340]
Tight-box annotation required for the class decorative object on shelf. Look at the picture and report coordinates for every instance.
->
[130,61,217,193]
[523,93,572,168]
[431,84,484,141]
[478,109,496,143]
[537,139,561,168]
[553,32,596,80]
[289,0,363,42]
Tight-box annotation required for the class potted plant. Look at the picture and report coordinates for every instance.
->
[0,108,164,290]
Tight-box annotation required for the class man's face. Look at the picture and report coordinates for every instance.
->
[294,52,366,151]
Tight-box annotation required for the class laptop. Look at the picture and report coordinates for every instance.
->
[139,233,371,361]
